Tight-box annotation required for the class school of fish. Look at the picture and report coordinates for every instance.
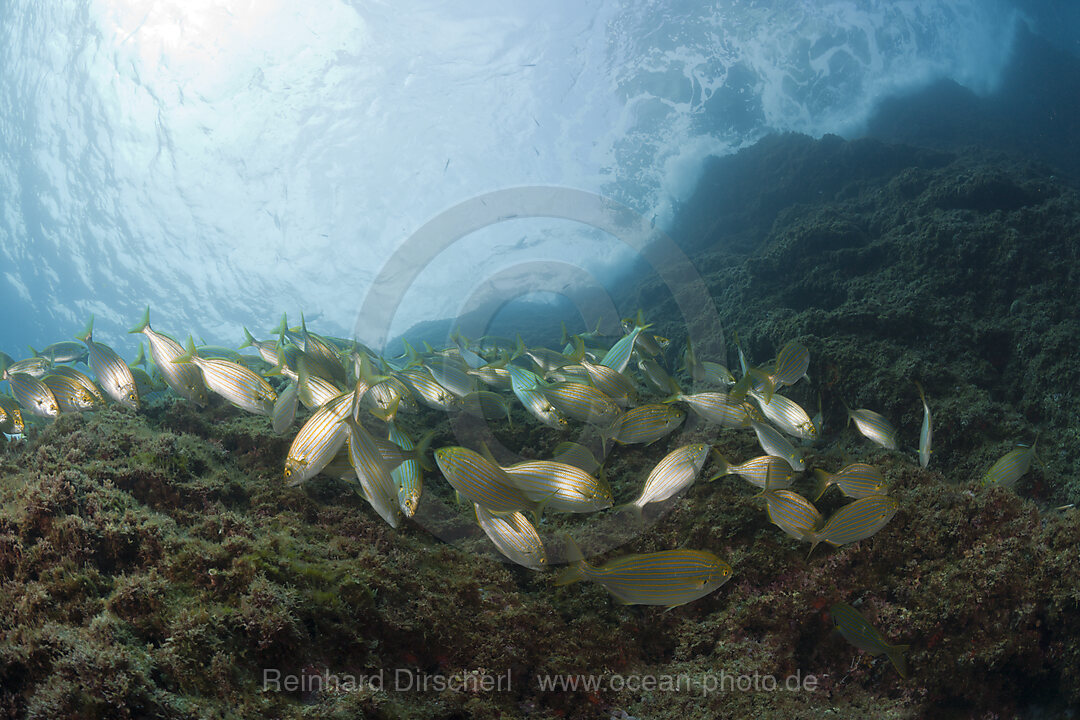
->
[0,307,1038,677]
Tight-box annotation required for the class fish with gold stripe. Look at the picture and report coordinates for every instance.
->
[541,382,621,426]
[808,495,899,558]
[284,390,356,485]
[602,404,685,447]
[669,391,751,429]
[556,545,732,607]
[45,366,103,404]
[239,327,283,367]
[0,395,26,434]
[600,324,647,373]
[682,337,715,385]
[767,341,809,391]
[579,359,638,407]
[761,487,823,542]
[750,420,806,471]
[503,459,612,513]
[475,505,546,570]
[129,307,209,407]
[388,421,423,517]
[813,463,888,501]
[982,439,1038,490]
[3,357,51,378]
[41,374,98,412]
[344,417,402,528]
[748,389,816,441]
[175,337,276,416]
[624,443,711,518]
[398,367,459,410]
[75,315,140,410]
[843,402,898,450]
[516,387,569,429]
[710,453,795,490]
[435,446,540,516]
[830,602,909,679]
[8,372,60,418]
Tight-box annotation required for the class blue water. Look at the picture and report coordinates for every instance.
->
[0,0,1067,358]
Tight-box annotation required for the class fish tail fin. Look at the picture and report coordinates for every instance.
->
[812,469,832,502]
[296,357,316,407]
[839,397,852,427]
[132,343,147,369]
[128,306,150,334]
[565,335,586,364]
[886,644,910,679]
[240,327,257,349]
[172,336,197,364]
[598,428,613,456]
[554,537,587,586]
[806,535,821,560]
[614,501,644,523]
[747,366,775,403]
[263,356,287,377]
[412,429,436,473]
[74,315,94,344]
[706,448,729,481]
[368,396,400,423]
[27,345,39,358]
[512,334,526,361]
[532,489,558,526]
[554,562,585,586]
[270,313,288,337]
[559,321,570,347]
[728,372,752,401]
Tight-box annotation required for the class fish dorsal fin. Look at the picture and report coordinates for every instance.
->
[75,315,95,344]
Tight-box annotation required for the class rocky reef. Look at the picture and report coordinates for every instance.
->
[2,132,1080,719]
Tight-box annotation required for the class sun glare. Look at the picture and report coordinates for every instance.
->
[94,0,300,101]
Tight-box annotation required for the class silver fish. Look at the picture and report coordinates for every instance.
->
[750,420,806,471]
[388,422,423,517]
[129,307,209,406]
[475,504,546,570]
[271,381,299,433]
[30,341,87,365]
[914,381,932,469]
[844,404,899,450]
[284,391,355,484]
[41,374,98,412]
[76,316,140,411]
[176,337,276,415]
[9,373,59,418]
[556,545,732,607]
[748,390,817,441]
[625,443,711,517]
[503,460,612,513]
[345,417,402,528]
